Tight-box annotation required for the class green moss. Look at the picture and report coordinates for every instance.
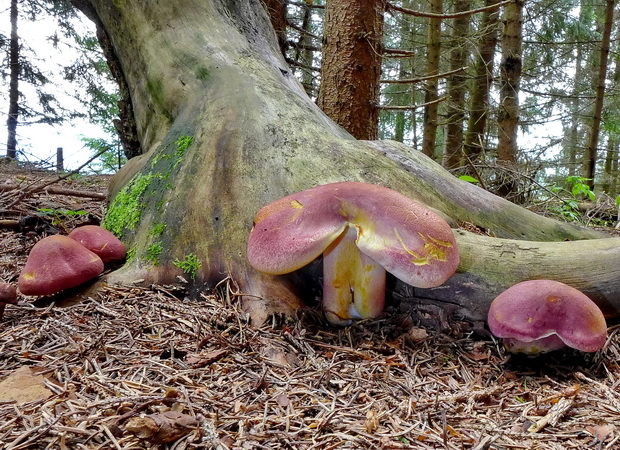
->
[145,242,163,265]
[149,223,166,237]
[195,66,210,81]
[173,253,202,280]
[103,173,159,237]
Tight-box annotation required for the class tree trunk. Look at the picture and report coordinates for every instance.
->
[583,0,615,190]
[71,0,620,327]
[463,0,500,167]
[564,1,589,179]
[262,0,288,55]
[317,0,385,140]
[6,0,19,160]
[443,0,470,170]
[496,0,523,198]
[421,0,442,158]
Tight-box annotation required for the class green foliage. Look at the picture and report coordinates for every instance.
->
[458,175,479,184]
[566,175,595,202]
[80,136,126,174]
[547,176,595,223]
[145,242,163,265]
[149,223,166,237]
[175,135,193,156]
[173,253,202,280]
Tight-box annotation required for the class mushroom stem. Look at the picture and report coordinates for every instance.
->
[322,227,386,325]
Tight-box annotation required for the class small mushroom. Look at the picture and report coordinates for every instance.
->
[0,282,18,320]
[18,235,104,296]
[487,279,607,354]
[247,182,459,325]
[68,225,126,263]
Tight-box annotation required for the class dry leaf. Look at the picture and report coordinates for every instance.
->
[186,349,228,367]
[125,410,198,444]
[405,327,428,343]
[0,366,54,404]
[260,344,300,368]
[276,392,290,407]
[365,409,380,433]
[585,424,615,442]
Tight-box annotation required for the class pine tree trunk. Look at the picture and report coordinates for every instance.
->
[463,0,500,166]
[263,0,288,55]
[496,0,523,198]
[317,0,385,139]
[70,0,620,326]
[583,0,615,190]
[443,0,470,170]
[421,0,442,158]
[5,0,19,160]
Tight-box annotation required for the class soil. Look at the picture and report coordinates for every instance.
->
[0,161,619,449]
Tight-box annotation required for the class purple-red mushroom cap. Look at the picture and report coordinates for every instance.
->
[247,182,459,325]
[488,279,607,354]
[18,235,105,296]
[0,282,18,320]
[68,225,126,263]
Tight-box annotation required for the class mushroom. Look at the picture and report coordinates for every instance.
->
[0,282,18,320]
[487,279,607,354]
[247,182,459,325]
[18,235,105,296]
[68,225,126,263]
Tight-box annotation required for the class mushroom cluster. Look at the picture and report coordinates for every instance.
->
[18,226,125,297]
[488,280,607,355]
[247,182,459,325]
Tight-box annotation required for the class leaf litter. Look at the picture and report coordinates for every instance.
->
[1,164,619,449]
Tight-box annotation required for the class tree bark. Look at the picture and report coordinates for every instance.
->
[71,0,620,326]
[317,0,385,140]
[6,0,19,160]
[463,0,500,166]
[421,0,442,158]
[583,0,615,190]
[262,0,288,55]
[496,0,523,198]
[443,0,470,170]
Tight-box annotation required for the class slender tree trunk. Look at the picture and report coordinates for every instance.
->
[443,0,470,170]
[292,4,316,96]
[6,0,19,160]
[317,0,385,139]
[583,0,615,190]
[602,34,620,195]
[496,0,523,198]
[463,0,500,167]
[393,0,414,143]
[421,0,442,158]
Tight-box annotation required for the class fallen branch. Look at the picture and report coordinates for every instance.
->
[0,183,106,200]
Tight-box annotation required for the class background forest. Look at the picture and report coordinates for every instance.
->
[1,0,620,219]
[276,0,620,220]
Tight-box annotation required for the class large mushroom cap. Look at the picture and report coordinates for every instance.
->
[68,225,126,263]
[247,181,459,289]
[488,279,607,353]
[18,235,104,296]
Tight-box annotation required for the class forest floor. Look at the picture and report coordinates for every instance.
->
[0,160,619,450]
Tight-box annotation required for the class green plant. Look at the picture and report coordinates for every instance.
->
[145,242,163,265]
[173,253,202,279]
[149,223,166,237]
[458,174,479,184]
[175,135,193,156]
[566,175,595,201]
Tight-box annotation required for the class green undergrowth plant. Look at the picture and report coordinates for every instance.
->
[173,253,202,280]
